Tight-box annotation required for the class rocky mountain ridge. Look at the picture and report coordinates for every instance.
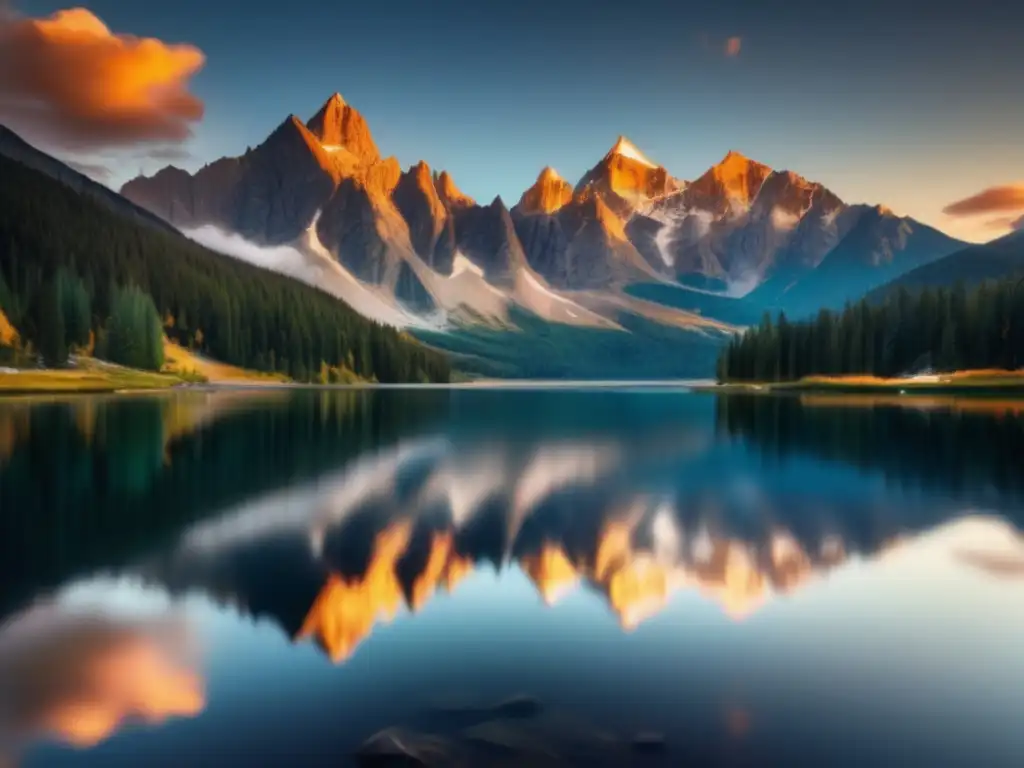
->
[121,93,965,331]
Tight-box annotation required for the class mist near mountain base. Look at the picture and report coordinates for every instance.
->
[181,225,434,329]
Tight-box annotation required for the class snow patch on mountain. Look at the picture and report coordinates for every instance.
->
[611,136,656,168]
[182,217,427,330]
[654,218,678,267]
[426,250,510,323]
[821,207,841,227]
[513,269,615,328]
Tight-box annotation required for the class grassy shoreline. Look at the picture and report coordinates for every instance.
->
[697,370,1024,395]
[0,340,291,396]
[0,366,185,395]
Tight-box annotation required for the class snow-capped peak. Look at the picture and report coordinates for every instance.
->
[610,136,656,168]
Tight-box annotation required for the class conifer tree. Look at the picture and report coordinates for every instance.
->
[38,280,67,367]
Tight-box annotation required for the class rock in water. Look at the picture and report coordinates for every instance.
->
[354,727,454,767]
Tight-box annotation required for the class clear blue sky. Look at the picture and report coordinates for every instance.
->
[12,0,1024,242]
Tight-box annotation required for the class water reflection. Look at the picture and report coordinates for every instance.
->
[0,598,202,759]
[2,389,1023,766]
[115,392,1024,664]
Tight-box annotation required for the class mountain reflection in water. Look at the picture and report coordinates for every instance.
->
[2,389,1023,767]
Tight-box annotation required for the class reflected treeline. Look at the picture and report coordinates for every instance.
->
[715,394,1024,502]
[0,391,448,615]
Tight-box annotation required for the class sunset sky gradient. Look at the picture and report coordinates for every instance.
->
[6,0,1024,243]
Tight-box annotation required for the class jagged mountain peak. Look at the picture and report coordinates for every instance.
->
[539,165,564,182]
[434,170,475,210]
[390,160,452,271]
[720,148,752,164]
[748,168,845,220]
[608,135,656,168]
[408,159,432,179]
[266,114,339,172]
[576,136,678,212]
[306,93,380,165]
[712,148,772,177]
[687,149,774,208]
[517,166,573,214]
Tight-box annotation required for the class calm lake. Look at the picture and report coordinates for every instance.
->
[2,388,1023,767]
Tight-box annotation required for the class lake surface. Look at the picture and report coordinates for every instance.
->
[2,388,1023,767]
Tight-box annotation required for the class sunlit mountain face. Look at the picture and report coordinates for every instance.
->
[4,389,1024,767]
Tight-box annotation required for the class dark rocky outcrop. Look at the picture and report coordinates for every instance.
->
[453,197,530,286]
[392,161,452,272]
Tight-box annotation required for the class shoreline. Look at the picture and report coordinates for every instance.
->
[693,371,1024,396]
[0,376,716,397]
[6,369,1024,398]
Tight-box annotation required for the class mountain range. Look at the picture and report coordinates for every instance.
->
[2,89,1002,379]
[120,94,967,361]
[0,124,452,383]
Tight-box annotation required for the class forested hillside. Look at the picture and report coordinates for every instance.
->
[0,155,450,383]
[718,278,1024,381]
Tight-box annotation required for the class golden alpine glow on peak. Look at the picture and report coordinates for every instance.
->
[297,522,474,662]
[520,543,580,605]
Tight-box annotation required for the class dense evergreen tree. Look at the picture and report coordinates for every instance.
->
[56,268,91,349]
[718,277,1024,382]
[0,269,12,320]
[104,285,164,371]
[0,156,450,382]
[37,280,67,367]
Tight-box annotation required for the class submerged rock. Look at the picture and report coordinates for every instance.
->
[461,712,628,766]
[354,727,456,767]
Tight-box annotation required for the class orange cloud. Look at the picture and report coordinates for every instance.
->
[985,214,1024,232]
[0,6,205,150]
[943,184,1024,217]
[725,37,742,57]
[0,603,204,757]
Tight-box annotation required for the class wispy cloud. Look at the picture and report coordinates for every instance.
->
[0,6,205,151]
[145,146,194,163]
[63,158,111,181]
[985,213,1024,232]
[943,184,1024,217]
[725,37,742,57]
